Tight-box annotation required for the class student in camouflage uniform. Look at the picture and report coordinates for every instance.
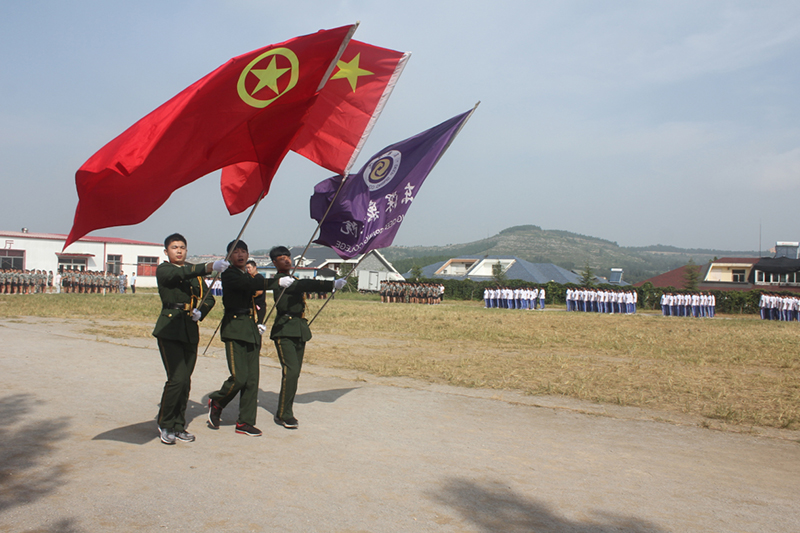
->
[206,240,294,437]
[153,233,226,445]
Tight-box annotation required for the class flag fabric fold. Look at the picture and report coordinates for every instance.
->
[309,108,475,259]
[220,40,408,215]
[65,25,355,248]
[293,41,409,176]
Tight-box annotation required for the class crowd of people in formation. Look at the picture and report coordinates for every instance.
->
[380,281,444,304]
[659,292,715,318]
[566,288,638,314]
[483,287,546,310]
[1,269,55,294]
[58,269,132,294]
[0,268,136,295]
[759,293,800,321]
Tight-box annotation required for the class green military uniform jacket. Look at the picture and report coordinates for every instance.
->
[152,261,214,344]
[269,273,334,342]
[220,267,282,344]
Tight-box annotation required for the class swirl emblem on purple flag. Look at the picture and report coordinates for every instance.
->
[364,150,401,191]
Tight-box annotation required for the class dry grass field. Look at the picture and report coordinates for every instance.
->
[1,292,798,431]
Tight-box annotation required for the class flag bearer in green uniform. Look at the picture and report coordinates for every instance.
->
[207,240,295,437]
[153,233,228,445]
[269,246,346,429]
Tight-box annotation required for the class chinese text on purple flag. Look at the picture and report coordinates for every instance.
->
[310,109,474,258]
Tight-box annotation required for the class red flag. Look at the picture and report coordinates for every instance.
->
[220,40,408,215]
[65,25,355,248]
[293,40,409,175]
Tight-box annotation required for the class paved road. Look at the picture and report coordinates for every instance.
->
[1,317,799,532]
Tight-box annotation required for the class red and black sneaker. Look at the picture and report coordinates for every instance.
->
[273,415,299,429]
[207,399,222,429]
[235,423,262,437]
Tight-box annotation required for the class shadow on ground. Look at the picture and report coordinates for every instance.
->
[95,397,212,442]
[93,420,158,445]
[94,386,359,439]
[255,386,357,415]
[25,518,81,533]
[0,394,72,525]
[430,478,666,533]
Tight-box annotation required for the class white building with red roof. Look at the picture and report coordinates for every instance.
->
[1,229,164,287]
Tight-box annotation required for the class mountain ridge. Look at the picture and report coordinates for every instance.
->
[381,225,761,283]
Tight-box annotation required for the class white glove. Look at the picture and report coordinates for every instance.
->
[191,308,202,322]
[212,260,230,273]
[257,324,267,335]
[334,278,347,291]
[278,276,295,289]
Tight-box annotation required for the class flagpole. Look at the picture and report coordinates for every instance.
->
[307,250,370,326]
[260,43,408,327]
[305,103,480,326]
[431,101,480,169]
[260,172,351,326]
[200,189,266,355]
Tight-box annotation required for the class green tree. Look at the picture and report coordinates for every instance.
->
[579,261,595,287]
[683,259,700,291]
[492,261,507,284]
[337,264,356,292]
[409,264,423,282]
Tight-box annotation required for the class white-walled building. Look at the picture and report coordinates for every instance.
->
[1,230,164,287]
[249,245,404,288]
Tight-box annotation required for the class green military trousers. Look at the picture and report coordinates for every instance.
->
[273,337,305,420]
[156,338,198,432]
[209,340,260,426]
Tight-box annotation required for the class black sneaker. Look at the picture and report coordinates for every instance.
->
[274,415,299,429]
[235,423,262,437]
[158,426,176,445]
[174,430,195,442]
[207,399,222,429]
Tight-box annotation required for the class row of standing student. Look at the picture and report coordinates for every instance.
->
[759,293,800,321]
[660,292,716,318]
[0,268,136,294]
[483,287,546,310]
[380,282,444,304]
[0,269,55,294]
[566,288,637,314]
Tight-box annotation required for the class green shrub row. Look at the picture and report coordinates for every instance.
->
[432,278,780,315]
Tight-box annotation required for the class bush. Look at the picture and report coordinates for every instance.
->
[429,277,776,315]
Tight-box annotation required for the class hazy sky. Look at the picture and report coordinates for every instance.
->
[2,1,799,254]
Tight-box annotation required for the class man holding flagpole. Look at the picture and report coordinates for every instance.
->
[153,233,228,445]
[269,246,346,429]
[206,240,296,437]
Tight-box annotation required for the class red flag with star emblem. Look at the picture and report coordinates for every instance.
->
[220,40,409,215]
[65,25,355,248]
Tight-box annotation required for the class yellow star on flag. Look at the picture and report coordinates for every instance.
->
[331,53,373,92]
[250,56,290,96]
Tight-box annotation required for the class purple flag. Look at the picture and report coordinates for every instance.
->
[310,108,474,258]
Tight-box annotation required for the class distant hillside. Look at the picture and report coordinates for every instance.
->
[382,225,760,283]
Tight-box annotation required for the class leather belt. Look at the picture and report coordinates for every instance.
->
[227,308,253,316]
[164,303,190,310]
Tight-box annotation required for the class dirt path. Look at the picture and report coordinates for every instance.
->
[1,317,798,532]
